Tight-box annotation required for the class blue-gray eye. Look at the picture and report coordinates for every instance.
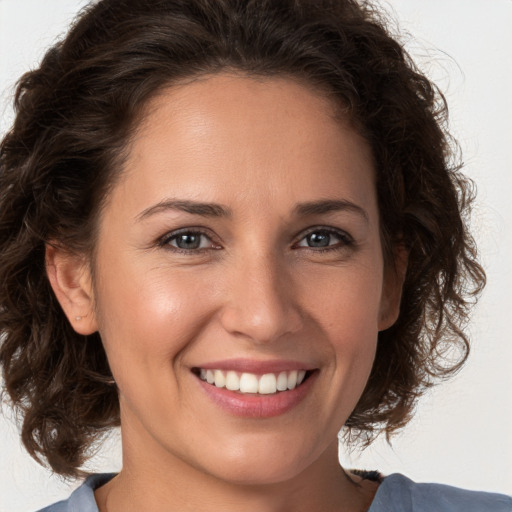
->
[306,231,331,247]
[165,232,212,250]
[297,229,350,249]
[174,233,202,249]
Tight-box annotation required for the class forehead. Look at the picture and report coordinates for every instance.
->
[111,73,376,220]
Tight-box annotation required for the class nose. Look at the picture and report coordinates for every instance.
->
[218,254,303,344]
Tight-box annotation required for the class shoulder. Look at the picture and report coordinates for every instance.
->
[35,474,116,512]
[369,473,512,512]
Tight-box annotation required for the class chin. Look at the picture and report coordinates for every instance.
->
[191,435,321,487]
[210,461,304,487]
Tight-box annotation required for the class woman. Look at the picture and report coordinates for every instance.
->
[0,0,509,511]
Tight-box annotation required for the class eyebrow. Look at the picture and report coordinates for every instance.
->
[294,199,369,223]
[136,199,231,221]
[136,198,368,223]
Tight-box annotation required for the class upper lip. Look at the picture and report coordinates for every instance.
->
[192,358,317,375]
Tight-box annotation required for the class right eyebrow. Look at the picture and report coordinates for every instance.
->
[135,199,231,222]
[294,199,369,224]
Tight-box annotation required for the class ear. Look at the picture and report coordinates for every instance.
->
[45,243,98,335]
[378,244,408,331]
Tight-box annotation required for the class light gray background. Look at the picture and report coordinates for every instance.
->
[0,0,511,510]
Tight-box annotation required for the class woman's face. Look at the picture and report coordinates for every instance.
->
[83,74,401,484]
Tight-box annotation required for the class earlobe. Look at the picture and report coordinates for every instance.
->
[378,244,408,331]
[45,244,98,335]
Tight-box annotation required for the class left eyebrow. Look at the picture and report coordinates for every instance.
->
[294,199,369,224]
[136,199,231,222]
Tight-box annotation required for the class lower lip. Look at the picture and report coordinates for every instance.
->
[196,371,317,418]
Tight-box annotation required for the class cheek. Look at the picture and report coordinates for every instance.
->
[300,260,384,333]
[93,258,216,374]
[300,262,382,390]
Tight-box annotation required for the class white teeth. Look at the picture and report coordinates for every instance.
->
[225,371,240,391]
[198,368,310,394]
[258,373,277,394]
[276,371,288,391]
[214,369,226,388]
[240,373,259,393]
[287,370,298,390]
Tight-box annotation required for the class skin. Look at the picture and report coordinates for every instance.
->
[47,74,403,512]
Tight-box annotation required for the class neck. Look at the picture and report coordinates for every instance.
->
[95,415,376,512]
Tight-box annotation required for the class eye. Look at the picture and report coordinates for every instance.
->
[295,228,353,250]
[160,230,220,251]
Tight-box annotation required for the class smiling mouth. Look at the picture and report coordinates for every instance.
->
[193,368,314,395]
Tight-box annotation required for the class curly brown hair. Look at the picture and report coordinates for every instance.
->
[0,0,485,477]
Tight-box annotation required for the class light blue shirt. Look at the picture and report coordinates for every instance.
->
[37,473,512,511]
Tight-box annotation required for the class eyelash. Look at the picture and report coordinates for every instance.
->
[157,226,354,254]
